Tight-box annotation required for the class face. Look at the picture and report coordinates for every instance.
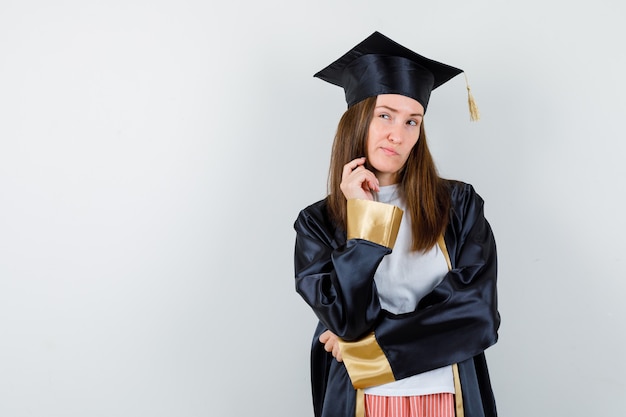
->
[366,94,424,186]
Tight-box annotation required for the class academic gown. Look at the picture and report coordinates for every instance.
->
[293,181,500,417]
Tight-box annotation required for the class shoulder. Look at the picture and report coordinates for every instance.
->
[444,179,480,198]
[443,179,486,218]
[294,197,335,234]
[444,179,484,201]
[294,197,343,247]
[295,198,330,224]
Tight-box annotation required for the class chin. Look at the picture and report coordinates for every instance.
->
[378,166,401,175]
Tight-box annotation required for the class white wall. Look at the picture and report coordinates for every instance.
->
[1,1,624,416]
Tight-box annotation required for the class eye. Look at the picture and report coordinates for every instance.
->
[378,113,391,120]
[407,119,419,126]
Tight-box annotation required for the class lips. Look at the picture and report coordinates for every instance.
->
[380,147,399,156]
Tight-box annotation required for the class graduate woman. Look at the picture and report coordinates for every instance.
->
[294,32,500,417]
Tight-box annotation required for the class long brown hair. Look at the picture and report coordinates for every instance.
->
[327,96,451,251]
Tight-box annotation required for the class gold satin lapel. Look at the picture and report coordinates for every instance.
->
[346,199,403,249]
[338,332,395,389]
[355,389,365,417]
[437,234,452,271]
[452,363,465,417]
[441,237,464,416]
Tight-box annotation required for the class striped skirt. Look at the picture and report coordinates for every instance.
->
[364,393,455,417]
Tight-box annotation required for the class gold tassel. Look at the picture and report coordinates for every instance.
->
[464,72,480,121]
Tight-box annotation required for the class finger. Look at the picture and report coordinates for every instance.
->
[347,167,378,186]
[355,172,379,192]
[342,157,366,178]
[348,156,367,168]
[332,344,343,362]
[342,171,378,200]
[367,177,380,192]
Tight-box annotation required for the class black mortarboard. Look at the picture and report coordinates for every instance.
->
[314,31,479,120]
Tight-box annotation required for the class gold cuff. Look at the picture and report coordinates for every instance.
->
[338,332,395,389]
[346,199,403,249]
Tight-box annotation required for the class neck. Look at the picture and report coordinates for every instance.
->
[376,172,400,186]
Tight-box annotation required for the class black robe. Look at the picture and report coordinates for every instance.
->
[294,181,500,417]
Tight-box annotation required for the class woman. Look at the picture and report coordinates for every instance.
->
[294,32,499,417]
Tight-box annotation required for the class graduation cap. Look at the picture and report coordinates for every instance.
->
[314,31,480,120]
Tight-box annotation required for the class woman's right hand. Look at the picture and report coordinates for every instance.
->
[340,157,379,201]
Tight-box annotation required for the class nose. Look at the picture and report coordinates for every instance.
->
[387,123,403,144]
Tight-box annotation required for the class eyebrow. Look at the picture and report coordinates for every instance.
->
[375,105,424,118]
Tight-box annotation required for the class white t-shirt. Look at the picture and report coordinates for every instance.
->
[364,184,455,396]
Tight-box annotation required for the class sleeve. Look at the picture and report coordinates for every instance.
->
[294,199,403,341]
[337,184,500,388]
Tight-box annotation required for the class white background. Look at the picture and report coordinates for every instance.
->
[1,1,625,416]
